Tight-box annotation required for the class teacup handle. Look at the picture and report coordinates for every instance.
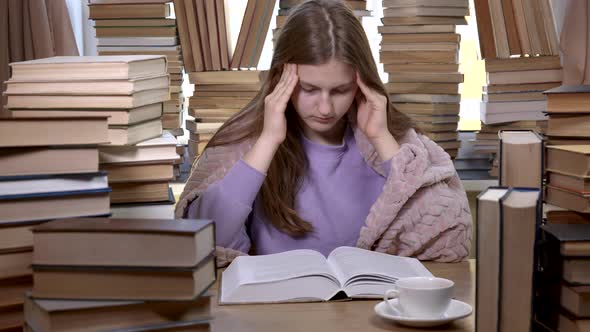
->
[384,288,401,314]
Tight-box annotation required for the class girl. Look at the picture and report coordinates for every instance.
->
[176,0,472,266]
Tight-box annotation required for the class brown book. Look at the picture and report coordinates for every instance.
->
[511,0,532,55]
[547,210,590,225]
[172,0,196,72]
[0,117,108,147]
[0,249,32,279]
[185,121,223,134]
[425,131,458,141]
[0,147,99,177]
[102,163,174,183]
[386,72,463,83]
[484,56,561,72]
[32,257,216,301]
[546,146,590,178]
[484,82,560,93]
[385,82,459,95]
[416,122,457,132]
[9,56,166,81]
[378,25,456,34]
[88,3,170,19]
[561,285,590,317]
[231,0,257,69]
[5,75,169,95]
[9,103,162,126]
[381,33,460,44]
[0,223,36,251]
[499,131,542,188]
[95,26,177,37]
[204,0,221,71]
[189,96,252,108]
[25,294,211,332]
[563,259,590,285]
[188,71,262,85]
[162,113,181,129]
[195,0,213,71]
[380,43,459,52]
[381,16,467,26]
[487,69,562,85]
[217,0,231,70]
[501,0,521,55]
[99,132,179,165]
[193,90,258,98]
[249,0,275,69]
[33,218,213,268]
[110,181,170,203]
[384,63,459,73]
[94,18,176,27]
[410,114,459,124]
[240,0,274,68]
[195,83,261,92]
[548,172,590,195]
[483,92,546,103]
[382,0,468,7]
[557,312,590,332]
[546,185,590,213]
[540,0,559,55]
[380,50,458,64]
[390,94,460,103]
[383,6,468,17]
[0,190,111,225]
[547,114,590,137]
[181,0,205,72]
[108,118,162,146]
[488,0,510,58]
[545,85,590,114]
[393,102,459,115]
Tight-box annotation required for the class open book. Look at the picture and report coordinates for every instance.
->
[220,246,432,304]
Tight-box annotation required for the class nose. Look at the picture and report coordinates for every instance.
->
[317,93,334,117]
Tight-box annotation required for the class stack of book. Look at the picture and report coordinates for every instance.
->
[275,0,370,44]
[25,218,216,332]
[0,113,110,330]
[89,0,185,133]
[4,56,177,207]
[474,0,561,177]
[185,70,263,163]
[380,0,469,159]
[534,223,590,331]
[543,86,590,214]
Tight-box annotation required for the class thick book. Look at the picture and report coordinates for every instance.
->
[499,130,543,188]
[219,246,432,304]
[9,56,167,81]
[548,172,589,195]
[99,132,179,165]
[546,186,590,214]
[9,103,163,126]
[102,163,174,183]
[0,117,109,148]
[0,147,99,177]
[107,118,163,146]
[32,218,213,268]
[546,146,590,178]
[5,75,169,95]
[88,3,171,19]
[32,256,216,301]
[545,85,590,114]
[110,181,171,204]
[0,172,108,197]
[24,293,211,332]
[476,187,541,332]
[547,114,590,137]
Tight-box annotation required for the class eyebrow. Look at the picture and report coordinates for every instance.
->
[299,81,355,90]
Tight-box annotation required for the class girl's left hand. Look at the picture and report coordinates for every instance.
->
[355,73,400,160]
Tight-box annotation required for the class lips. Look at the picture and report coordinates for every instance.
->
[313,117,334,124]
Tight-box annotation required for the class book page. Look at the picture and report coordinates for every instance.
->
[220,249,341,304]
[327,247,432,293]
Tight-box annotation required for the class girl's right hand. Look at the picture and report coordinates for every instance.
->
[260,63,299,147]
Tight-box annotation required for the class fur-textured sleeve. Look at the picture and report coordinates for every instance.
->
[356,132,472,262]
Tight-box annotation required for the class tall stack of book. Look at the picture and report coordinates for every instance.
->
[25,218,215,332]
[185,70,262,162]
[474,0,561,176]
[380,0,469,159]
[89,0,185,134]
[4,56,178,208]
[0,76,111,329]
[275,0,370,44]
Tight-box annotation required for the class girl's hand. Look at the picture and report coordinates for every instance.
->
[260,63,299,147]
[355,73,400,160]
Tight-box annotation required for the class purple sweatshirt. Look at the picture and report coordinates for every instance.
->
[187,127,391,256]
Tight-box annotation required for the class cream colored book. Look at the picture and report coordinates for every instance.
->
[99,132,179,164]
[9,56,167,81]
[107,119,162,146]
[6,89,170,109]
[5,75,169,95]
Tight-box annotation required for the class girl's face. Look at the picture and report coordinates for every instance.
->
[290,58,358,145]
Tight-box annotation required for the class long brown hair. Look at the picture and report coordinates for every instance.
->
[205,0,415,236]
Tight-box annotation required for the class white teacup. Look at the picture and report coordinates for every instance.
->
[384,277,454,318]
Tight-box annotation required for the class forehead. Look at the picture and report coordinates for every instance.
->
[297,58,355,88]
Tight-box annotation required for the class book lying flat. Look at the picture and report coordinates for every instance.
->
[108,118,162,146]
[220,246,432,304]
[0,147,99,177]
[99,132,179,164]
[0,172,108,197]
[9,56,167,81]
[25,293,211,332]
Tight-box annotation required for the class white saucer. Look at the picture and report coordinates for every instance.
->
[374,299,473,327]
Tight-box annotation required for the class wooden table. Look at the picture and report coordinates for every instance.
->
[209,260,475,332]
